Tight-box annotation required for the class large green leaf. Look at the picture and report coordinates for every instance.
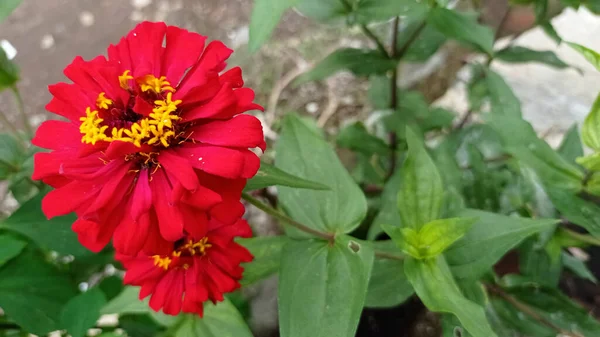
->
[248,0,299,52]
[237,236,288,285]
[245,161,330,191]
[60,288,107,337]
[427,8,494,55]
[0,47,18,90]
[567,41,600,71]
[365,241,412,308]
[398,128,443,229]
[0,0,21,22]
[545,186,600,237]
[276,114,367,236]
[581,92,600,151]
[0,193,90,257]
[169,299,254,337]
[445,209,558,279]
[405,256,498,337]
[278,236,374,337]
[336,122,389,156]
[0,234,26,267]
[0,250,76,335]
[495,46,571,69]
[295,48,398,85]
[397,20,447,62]
[294,0,350,23]
[367,171,402,240]
[558,124,584,164]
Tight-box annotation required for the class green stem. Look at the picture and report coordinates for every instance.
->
[11,86,33,137]
[360,25,389,56]
[0,108,23,144]
[242,192,335,241]
[560,227,600,247]
[374,250,404,261]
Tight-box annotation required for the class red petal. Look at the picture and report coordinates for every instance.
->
[126,21,167,77]
[133,96,154,116]
[42,181,99,218]
[174,144,257,179]
[158,151,200,191]
[32,120,81,151]
[151,169,185,241]
[177,40,233,98]
[187,115,265,151]
[163,26,207,85]
[219,67,244,88]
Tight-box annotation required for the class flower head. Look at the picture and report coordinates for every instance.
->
[117,217,253,316]
[32,21,265,254]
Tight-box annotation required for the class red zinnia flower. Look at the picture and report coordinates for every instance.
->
[32,21,265,253]
[117,217,253,316]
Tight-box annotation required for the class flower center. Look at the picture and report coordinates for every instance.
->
[151,237,212,271]
[79,71,182,148]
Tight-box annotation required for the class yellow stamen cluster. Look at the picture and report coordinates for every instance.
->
[138,75,174,94]
[79,75,182,148]
[96,92,113,109]
[119,70,134,90]
[152,255,172,270]
[181,237,212,256]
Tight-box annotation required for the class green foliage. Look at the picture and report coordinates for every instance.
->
[567,41,600,70]
[405,256,498,337]
[166,300,254,337]
[581,92,600,151]
[248,0,299,52]
[237,236,288,285]
[245,161,330,191]
[278,236,373,337]
[60,288,107,337]
[397,128,443,229]
[0,234,26,267]
[0,0,20,22]
[365,242,412,308]
[0,48,18,90]
[276,114,367,237]
[294,48,398,85]
[495,46,572,70]
[427,7,495,55]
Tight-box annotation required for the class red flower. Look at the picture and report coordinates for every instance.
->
[117,217,253,316]
[32,22,265,253]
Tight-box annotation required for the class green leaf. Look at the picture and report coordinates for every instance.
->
[0,250,76,335]
[0,134,22,170]
[295,48,398,85]
[0,47,19,90]
[567,41,600,71]
[558,124,584,164]
[540,21,562,44]
[0,234,26,267]
[0,0,21,22]
[417,217,477,258]
[276,114,367,236]
[248,0,299,53]
[367,171,402,240]
[467,67,489,112]
[485,68,521,118]
[581,92,600,151]
[427,8,494,55]
[445,209,558,279]
[101,286,149,315]
[237,236,288,285]
[336,122,389,156]
[0,193,90,257]
[60,288,107,337]
[495,46,571,70]
[397,20,447,62]
[169,299,253,337]
[502,286,600,336]
[519,237,562,287]
[353,0,428,24]
[486,113,584,189]
[244,161,330,191]
[398,128,443,229]
[294,0,350,23]
[545,186,600,237]
[365,241,412,308]
[562,251,597,283]
[278,236,374,337]
[405,256,498,337]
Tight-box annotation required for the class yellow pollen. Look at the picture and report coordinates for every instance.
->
[79,107,108,145]
[119,70,133,90]
[182,237,212,256]
[96,92,113,110]
[138,75,174,94]
[79,73,182,148]
[152,255,172,270]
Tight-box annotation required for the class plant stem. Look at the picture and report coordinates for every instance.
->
[396,21,426,58]
[360,25,389,56]
[374,250,404,261]
[0,108,23,143]
[386,16,401,181]
[560,227,600,247]
[486,284,583,337]
[242,192,335,241]
[11,86,32,137]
